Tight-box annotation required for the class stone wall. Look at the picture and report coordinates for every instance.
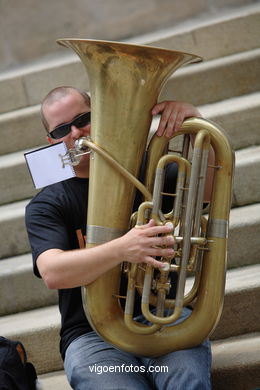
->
[0,0,258,71]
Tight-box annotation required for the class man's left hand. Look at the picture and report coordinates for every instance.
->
[152,101,201,138]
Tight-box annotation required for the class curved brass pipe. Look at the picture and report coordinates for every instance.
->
[75,137,153,201]
[57,39,234,356]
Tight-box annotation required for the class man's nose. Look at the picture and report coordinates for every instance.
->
[71,125,84,139]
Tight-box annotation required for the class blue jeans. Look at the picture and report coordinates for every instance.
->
[64,308,212,389]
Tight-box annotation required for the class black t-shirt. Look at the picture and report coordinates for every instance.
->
[25,164,178,360]
[25,177,91,359]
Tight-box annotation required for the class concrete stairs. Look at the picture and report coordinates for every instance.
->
[0,3,260,389]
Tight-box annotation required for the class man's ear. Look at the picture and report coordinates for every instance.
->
[47,136,54,144]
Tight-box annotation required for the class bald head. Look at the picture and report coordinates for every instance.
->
[41,86,90,131]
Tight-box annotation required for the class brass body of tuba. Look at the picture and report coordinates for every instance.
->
[57,39,234,356]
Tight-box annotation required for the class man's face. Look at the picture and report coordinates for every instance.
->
[44,91,91,176]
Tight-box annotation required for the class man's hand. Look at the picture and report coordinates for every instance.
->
[152,101,201,138]
[117,219,175,269]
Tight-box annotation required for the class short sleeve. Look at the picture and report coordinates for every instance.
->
[25,193,70,278]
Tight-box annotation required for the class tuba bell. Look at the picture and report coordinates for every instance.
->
[57,39,234,356]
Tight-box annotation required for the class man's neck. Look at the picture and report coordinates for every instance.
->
[75,165,90,178]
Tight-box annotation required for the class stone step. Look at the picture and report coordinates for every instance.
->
[0,37,259,115]
[211,332,260,390]
[0,148,38,205]
[4,0,236,72]
[0,56,85,115]
[161,47,260,106]
[0,105,46,156]
[0,199,30,259]
[0,136,259,207]
[38,371,72,390]
[211,264,260,340]
[0,305,62,374]
[132,2,260,62]
[227,203,260,269]
[38,332,260,390]
[0,253,57,316]
[199,92,260,151]
[0,264,259,375]
[233,145,260,206]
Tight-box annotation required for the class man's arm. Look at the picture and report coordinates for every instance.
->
[37,220,174,290]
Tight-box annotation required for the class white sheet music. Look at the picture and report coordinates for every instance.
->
[24,142,76,189]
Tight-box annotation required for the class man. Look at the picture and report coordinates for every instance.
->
[26,86,212,389]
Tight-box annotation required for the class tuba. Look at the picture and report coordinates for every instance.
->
[57,39,234,356]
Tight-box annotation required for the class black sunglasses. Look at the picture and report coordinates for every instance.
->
[48,111,91,140]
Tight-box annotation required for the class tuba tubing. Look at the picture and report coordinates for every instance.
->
[57,39,234,356]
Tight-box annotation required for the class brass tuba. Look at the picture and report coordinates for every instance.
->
[57,39,234,356]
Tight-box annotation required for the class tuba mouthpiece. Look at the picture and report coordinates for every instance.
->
[59,137,91,168]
